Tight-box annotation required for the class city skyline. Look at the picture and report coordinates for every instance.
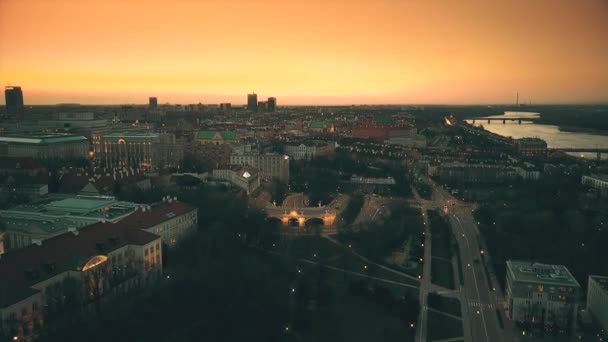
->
[1,0,607,105]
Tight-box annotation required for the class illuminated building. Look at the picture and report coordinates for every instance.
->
[230,153,289,182]
[0,221,161,341]
[211,165,260,194]
[99,132,183,169]
[514,138,547,157]
[506,260,580,332]
[120,198,198,248]
[283,141,334,160]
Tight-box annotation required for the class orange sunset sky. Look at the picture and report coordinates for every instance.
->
[1,0,607,105]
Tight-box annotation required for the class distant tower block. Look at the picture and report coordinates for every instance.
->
[267,97,277,112]
[149,97,158,109]
[5,86,25,119]
[247,93,258,111]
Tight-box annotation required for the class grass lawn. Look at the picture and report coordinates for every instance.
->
[284,236,421,288]
[428,295,461,318]
[431,258,455,289]
[312,283,416,342]
[426,310,464,341]
[429,211,454,260]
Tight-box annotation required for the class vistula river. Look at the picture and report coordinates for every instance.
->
[465,112,608,160]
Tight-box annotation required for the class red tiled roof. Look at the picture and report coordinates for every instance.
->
[122,201,196,230]
[0,221,159,308]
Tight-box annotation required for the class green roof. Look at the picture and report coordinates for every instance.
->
[197,131,236,140]
[45,198,116,213]
[507,260,580,288]
[309,121,327,129]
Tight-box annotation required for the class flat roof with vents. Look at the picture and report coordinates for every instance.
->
[507,260,580,288]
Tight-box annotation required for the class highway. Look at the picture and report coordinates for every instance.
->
[430,182,509,342]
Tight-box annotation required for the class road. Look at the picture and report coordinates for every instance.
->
[430,182,510,342]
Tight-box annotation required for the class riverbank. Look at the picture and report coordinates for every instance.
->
[556,125,608,136]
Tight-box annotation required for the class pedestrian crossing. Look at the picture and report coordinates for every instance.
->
[468,300,494,309]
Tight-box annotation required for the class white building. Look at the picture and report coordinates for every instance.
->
[582,174,608,197]
[230,153,290,182]
[283,141,334,161]
[212,166,261,194]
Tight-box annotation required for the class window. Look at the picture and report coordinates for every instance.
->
[144,248,148,256]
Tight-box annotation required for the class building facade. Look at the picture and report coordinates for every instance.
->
[587,275,608,335]
[0,134,89,161]
[99,131,182,170]
[4,86,24,118]
[230,153,289,182]
[437,164,518,184]
[283,141,334,161]
[121,199,198,248]
[515,138,548,158]
[212,166,261,194]
[506,260,581,332]
[0,223,161,341]
[149,97,158,109]
[247,93,258,112]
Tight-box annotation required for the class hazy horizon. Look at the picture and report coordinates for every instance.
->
[2,0,608,105]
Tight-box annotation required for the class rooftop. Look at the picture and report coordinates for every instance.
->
[100,131,159,141]
[0,134,87,145]
[507,260,580,288]
[197,130,237,140]
[45,197,116,213]
[0,222,159,308]
[0,196,139,231]
[309,121,328,129]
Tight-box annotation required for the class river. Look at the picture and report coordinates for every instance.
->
[465,111,608,160]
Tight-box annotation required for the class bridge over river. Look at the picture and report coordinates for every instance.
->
[264,206,337,227]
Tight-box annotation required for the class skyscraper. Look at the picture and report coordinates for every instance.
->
[247,93,257,112]
[5,86,24,118]
[149,97,158,109]
[267,97,277,112]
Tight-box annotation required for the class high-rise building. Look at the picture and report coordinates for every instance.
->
[257,101,267,112]
[5,86,24,118]
[149,97,158,109]
[247,93,258,111]
[267,97,277,112]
